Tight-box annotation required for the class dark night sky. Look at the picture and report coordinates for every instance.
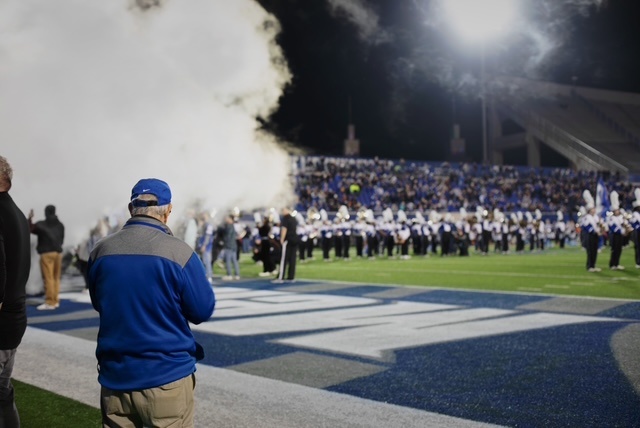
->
[255,0,640,165]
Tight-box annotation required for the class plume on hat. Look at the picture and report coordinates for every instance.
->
[610,191,620,211]
[382,207,394,222]
[583,190,595,210]
[365,209,375,222]
[633,188,640,208]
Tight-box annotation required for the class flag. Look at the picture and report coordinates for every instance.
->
[596,178,610,219]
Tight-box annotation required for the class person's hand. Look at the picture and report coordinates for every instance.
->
[28,209,34,219]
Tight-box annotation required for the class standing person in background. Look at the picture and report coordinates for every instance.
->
[257,217,276,277]
[182,209,198,251]
[221,215,240,281]
[0,156,31,428]
[88,178,215,428]
[274,207,299,283]
[28,204,65,310]
[197,212,215,283]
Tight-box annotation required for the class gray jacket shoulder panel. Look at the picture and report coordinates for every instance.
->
[91,220,194,267]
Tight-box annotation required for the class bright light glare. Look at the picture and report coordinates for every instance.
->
[443,0,518,43]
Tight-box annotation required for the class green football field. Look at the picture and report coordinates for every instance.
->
[240,245,640,300]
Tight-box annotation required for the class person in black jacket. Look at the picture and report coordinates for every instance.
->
[0,155,31,427]
[273,207,299,283]
[29,204,65,310]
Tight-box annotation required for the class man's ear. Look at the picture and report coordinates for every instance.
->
[128,203,134,216]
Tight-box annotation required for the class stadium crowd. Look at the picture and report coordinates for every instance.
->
[293,155,635,215]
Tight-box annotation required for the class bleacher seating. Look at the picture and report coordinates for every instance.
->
[293,155,637,216]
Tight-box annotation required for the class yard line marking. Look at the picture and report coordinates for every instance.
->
[544,285,570,289]
[306,265,593,280]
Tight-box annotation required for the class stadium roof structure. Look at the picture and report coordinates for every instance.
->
[486,76,640,177]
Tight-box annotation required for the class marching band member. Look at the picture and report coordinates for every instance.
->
[333,214,343,259]
[492,209,502,253]
[525,211,536,251]
[500,212,510,254]
[421,215,432,256]
[306,208,321,260]
[582,190,601,272]
[364,211,378,259]
[555,210,566,249]
[338,206,352,260]
[607,191,625,270]
[319,209,333,262]
[455,210,471,256]
[480,208,492,255]
[396,210,410,259]
[353,209,367,258]
[631,188,640,268]
[381,208,395,257]
[429,210,441,255]
[515,212,526,252]
[411,212,425,256]
[296,212,308,262]
[440,213,454,256]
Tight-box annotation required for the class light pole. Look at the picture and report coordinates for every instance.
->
[441,0,517,165]
[481,41,488,164]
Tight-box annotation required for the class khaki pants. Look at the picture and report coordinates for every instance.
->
[40,252,62,306]
[101,374,195,428]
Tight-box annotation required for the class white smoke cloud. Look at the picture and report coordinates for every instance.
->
[0,0,293,245]
[326,0,391,44]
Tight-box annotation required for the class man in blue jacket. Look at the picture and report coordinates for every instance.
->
[88,178,215,428]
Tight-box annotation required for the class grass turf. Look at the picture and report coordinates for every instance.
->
[13,379,100,428]
[240,245,640,300]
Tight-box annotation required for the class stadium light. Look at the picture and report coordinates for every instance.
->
[442,0,519,164]
[442,0,517,44]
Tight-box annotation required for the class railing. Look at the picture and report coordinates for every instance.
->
[572,91,640,149]
[502,103,629,174]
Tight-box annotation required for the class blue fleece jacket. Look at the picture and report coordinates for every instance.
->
[88,215,215,391]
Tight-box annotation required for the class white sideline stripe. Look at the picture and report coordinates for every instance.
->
[13,327,504,428]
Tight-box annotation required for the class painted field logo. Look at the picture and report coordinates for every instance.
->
[192,287,620,361]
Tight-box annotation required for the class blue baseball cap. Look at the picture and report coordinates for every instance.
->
[130,178,172,207]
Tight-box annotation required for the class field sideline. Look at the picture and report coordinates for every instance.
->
[241,245,640,300]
